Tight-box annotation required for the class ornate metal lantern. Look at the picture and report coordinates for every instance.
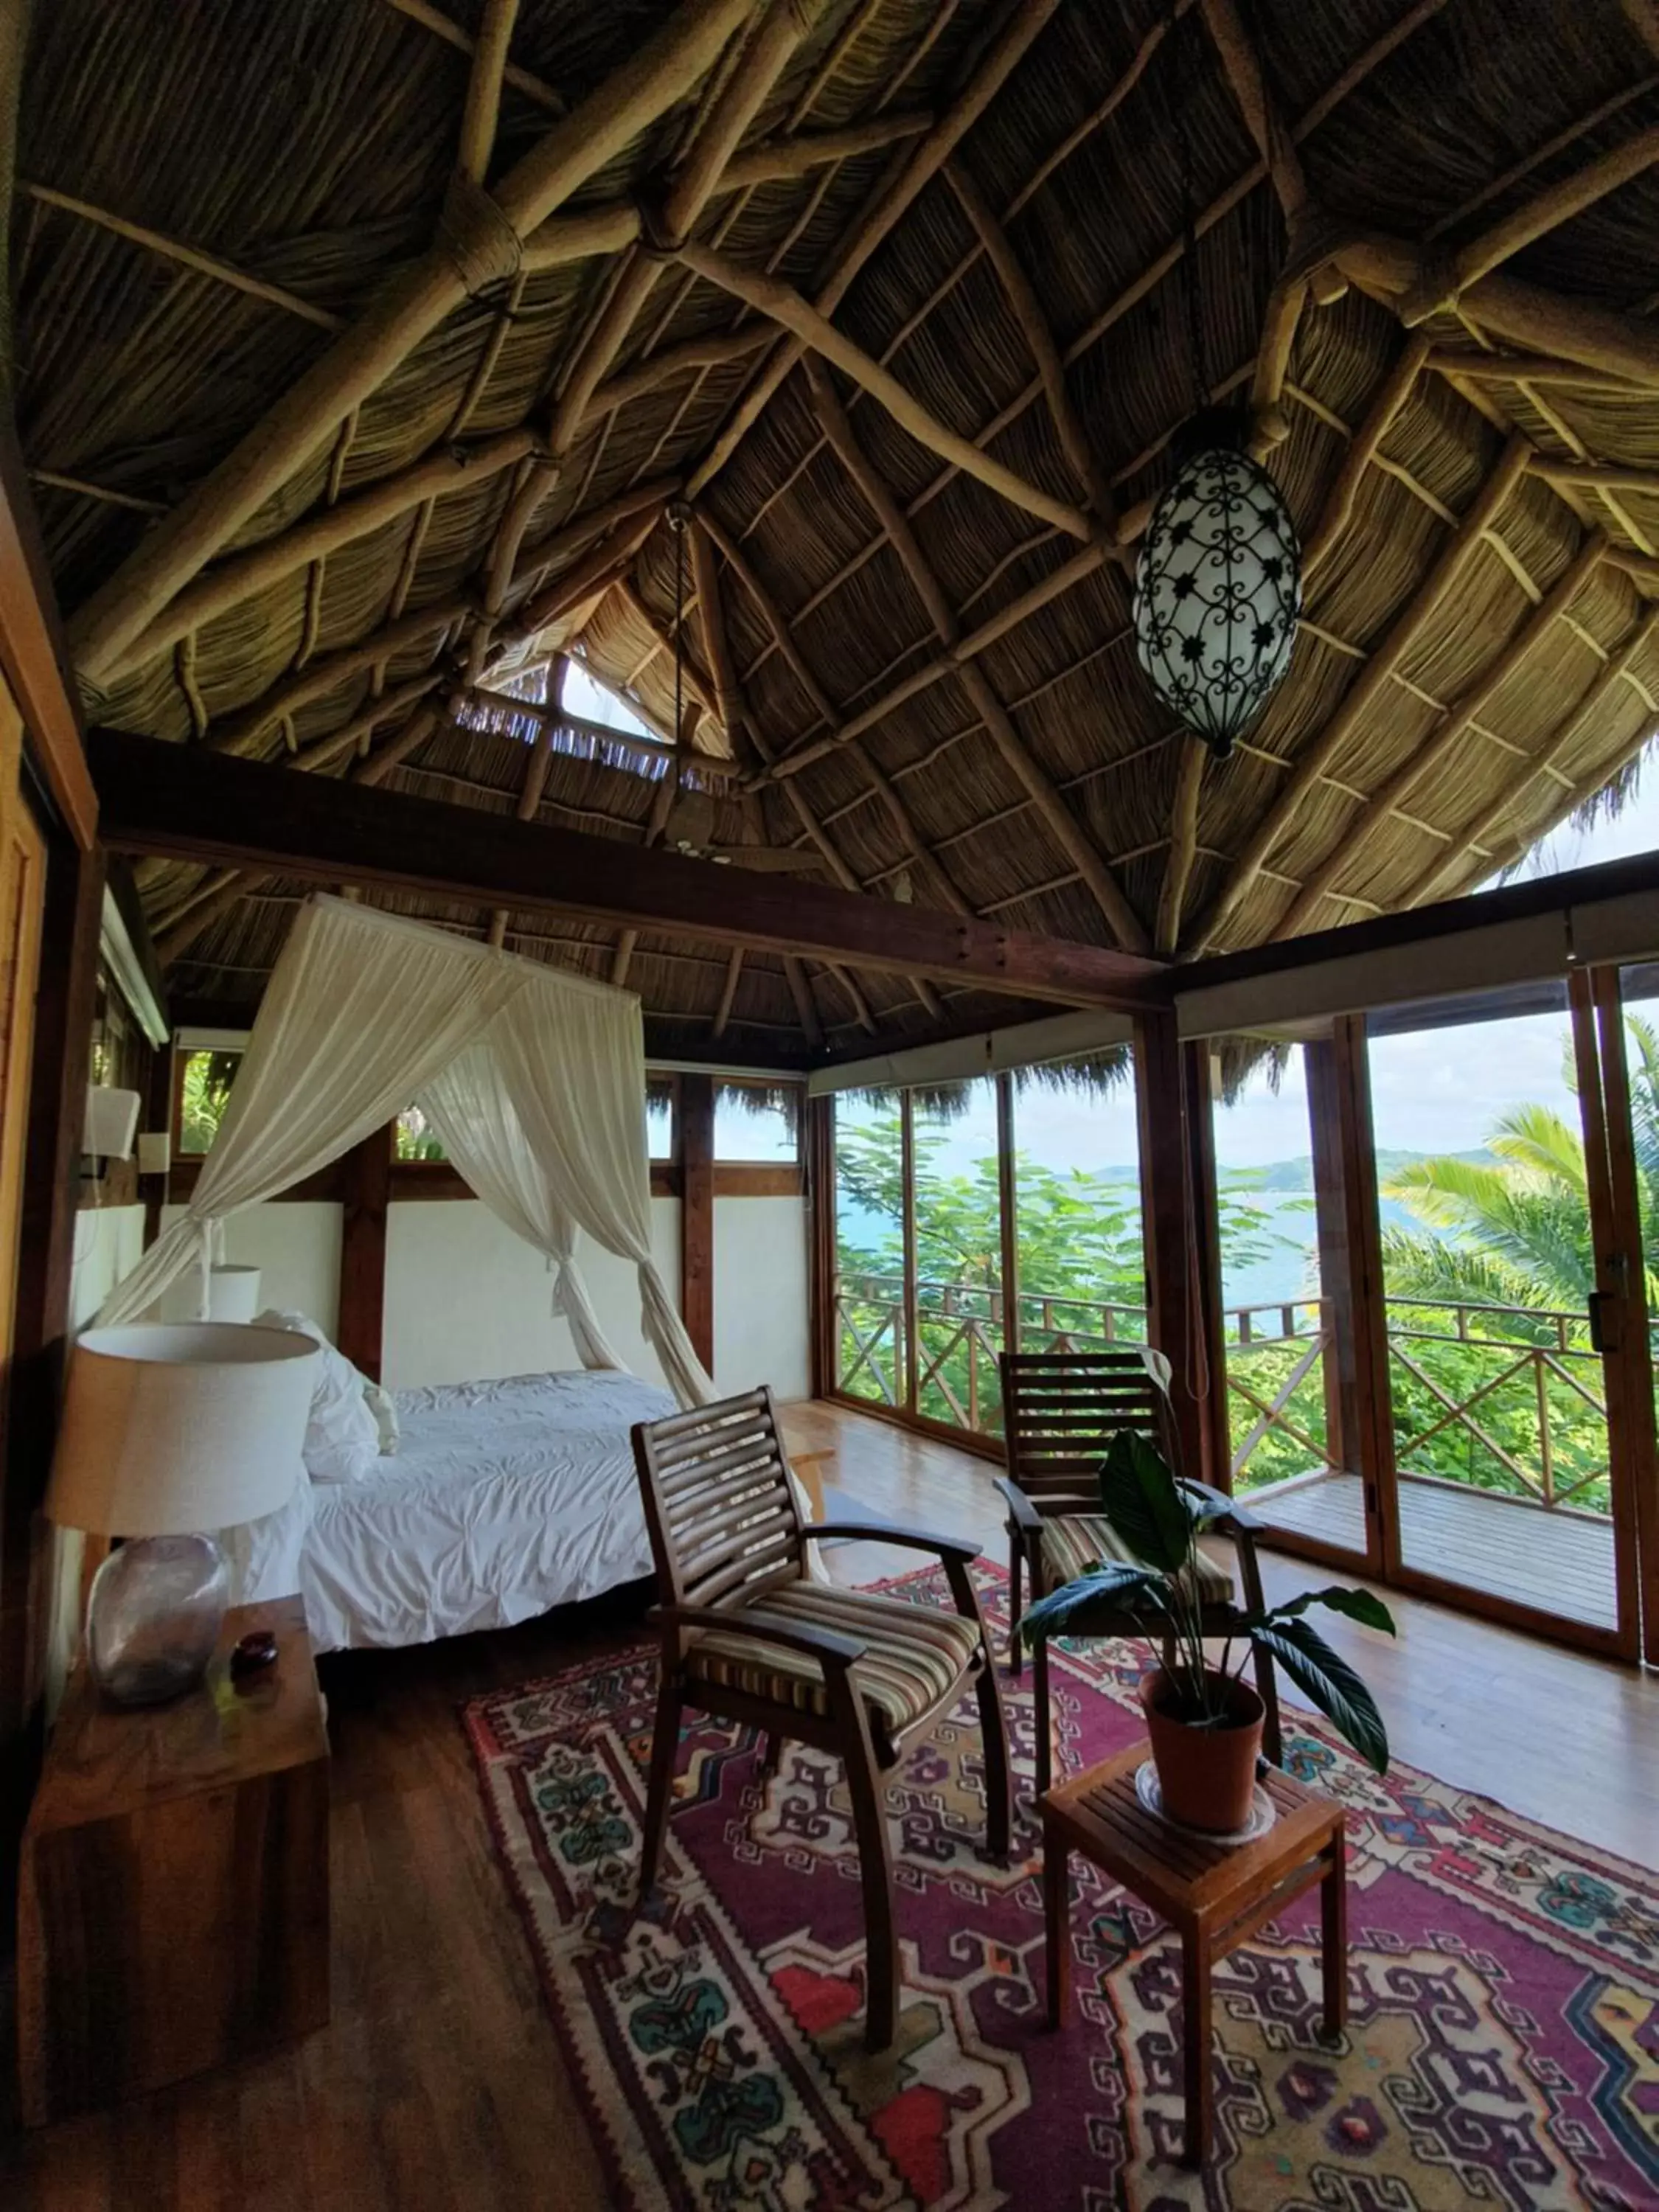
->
[1133,411,1302,760]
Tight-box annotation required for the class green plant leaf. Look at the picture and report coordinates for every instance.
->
[1250,1615,1390,1774]
[1266,1585,1397,1635]
[1019,1563,1169,1646]
[1096,1428,1192,1573]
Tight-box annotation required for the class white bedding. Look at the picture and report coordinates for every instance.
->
[298,1367,674,1652]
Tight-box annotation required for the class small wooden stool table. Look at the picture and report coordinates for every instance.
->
[1043,1741,1346,2166]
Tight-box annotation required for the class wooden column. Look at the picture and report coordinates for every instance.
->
[1304,1018,1395,1573]
[996,1072,1020,1358]
[1180,1041,1232,1493]
[141,1039,173,1249]
[2,833,102,1848]
[336,1123,391,1382]
[806,1092,837,1399]
[679,1073,714,1377]
[1133,1007,1206,1484]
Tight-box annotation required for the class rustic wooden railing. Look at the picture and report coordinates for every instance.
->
[832,1270,1615,1515]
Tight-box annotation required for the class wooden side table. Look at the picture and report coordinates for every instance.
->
[18,1596,330,2126]
[1043,1741,1346,2166]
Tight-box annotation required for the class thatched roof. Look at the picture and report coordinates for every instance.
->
[15,0,1659,1063]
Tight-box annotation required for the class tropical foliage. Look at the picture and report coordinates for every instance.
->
[1019,1410,1395,1773]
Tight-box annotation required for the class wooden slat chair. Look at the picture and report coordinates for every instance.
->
[996,1350,1281,1797]
[631,1385,1012,2053]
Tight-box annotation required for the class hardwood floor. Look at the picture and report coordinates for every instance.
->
[7,1399,1658,2209]
[1250,1466,1620,1629]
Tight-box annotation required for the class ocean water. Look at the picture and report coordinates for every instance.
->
[836,1184,1432,1315]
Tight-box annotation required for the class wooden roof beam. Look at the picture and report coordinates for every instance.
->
[92,730,1166,1011]
[1156,737,1206,956]
[685,0,1062,498]
[1338,232,1659,387]
[1195,431,1535,948]
[801,354,1148,954]
[768,536,1113,774]
[455,0,521,183]
[69,0,760,684]
[1420,348,1647,392]
[679,241,1092,542]
[386,0,563,113]
[486,656,563,947]
[1399,121,1659,326]
[943,160,1116,524]
[1197,0,1310,220]
[474,0,814,670]
[695,507,969,941]
[1405,604,1659,907]
[1276,529,1609,936]
[21,184,343,331]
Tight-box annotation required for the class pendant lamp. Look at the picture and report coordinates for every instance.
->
[1133,407,1302,759]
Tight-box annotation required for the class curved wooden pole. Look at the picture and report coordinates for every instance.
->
[69,0,759,683]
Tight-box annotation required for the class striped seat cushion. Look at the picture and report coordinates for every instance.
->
[685,1581,982,1744]
[1040,1514,1234,1605]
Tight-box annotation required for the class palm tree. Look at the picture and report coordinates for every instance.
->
[1381,1015,1659,1323]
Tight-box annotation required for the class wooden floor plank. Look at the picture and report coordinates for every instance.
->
[8,1399,1658,2208]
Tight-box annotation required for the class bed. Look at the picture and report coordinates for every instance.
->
[266,1367,675,1653]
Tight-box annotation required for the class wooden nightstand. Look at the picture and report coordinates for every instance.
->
[18,1595,330,2126]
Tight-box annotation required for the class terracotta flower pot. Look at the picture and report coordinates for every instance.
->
[1139,1666,1265,1834]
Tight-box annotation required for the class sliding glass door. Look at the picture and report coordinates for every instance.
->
[1361,978,1649,1656]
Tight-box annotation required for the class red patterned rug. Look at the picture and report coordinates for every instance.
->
[463,1566,1659,2210]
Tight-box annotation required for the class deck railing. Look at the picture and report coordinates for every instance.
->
[832,1270,1614,1516]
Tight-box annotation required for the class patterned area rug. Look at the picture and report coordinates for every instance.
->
[463,1567,1659,2210]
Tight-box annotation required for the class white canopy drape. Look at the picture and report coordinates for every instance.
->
[97,897,714,1408]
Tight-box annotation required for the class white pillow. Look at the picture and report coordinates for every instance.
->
[364,1377,400,1456]
[255,1309,381,1484]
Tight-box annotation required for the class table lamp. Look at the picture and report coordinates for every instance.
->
[45,1323,318,1705]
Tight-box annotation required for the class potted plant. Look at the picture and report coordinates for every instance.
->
[1020,1422,1395,1834]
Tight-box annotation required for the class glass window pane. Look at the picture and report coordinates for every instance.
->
[912,1079,1004,1433]
[832,1091,904,1409]
[1010,1058,1145,1354]
[177,1047,242,1155]
[646,1081,673,1161]
[714,1081,798,1161]
[1368,1000,1613,1628]
[394,1105,445,1161]
[1211,1045,1330,1498]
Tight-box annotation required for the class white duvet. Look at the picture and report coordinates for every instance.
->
[293,1368,674,1652]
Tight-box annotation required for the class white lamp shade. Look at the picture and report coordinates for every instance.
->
[46,1323,318,1537]
[206,1265,261,1322]
[84,1085,140,1161]
[136,1130,172,1177]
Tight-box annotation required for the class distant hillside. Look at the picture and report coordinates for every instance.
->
[1217,1149,1495,1194]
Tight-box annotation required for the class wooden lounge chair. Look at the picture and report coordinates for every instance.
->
[996,1350,1282,1797]
[630,1385,1012,2052]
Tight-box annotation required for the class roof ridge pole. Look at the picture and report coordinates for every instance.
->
[68,0,760,686]
[1192,431,1535,950]
[1276,529,1610,935]
[801,354,1150,954]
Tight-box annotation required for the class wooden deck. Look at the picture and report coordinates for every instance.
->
[1247,1469,1618,1630]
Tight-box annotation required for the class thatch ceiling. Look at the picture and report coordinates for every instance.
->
[14,0,1659,1062]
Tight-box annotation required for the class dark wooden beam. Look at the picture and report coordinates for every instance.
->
[1304,1020,1394,1572]
[3,836,102,1865]
[1133,1006,1210,1485]
[89,730,1166,1012]
[678,1073,714,1375]
[336,1124,391,1382]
